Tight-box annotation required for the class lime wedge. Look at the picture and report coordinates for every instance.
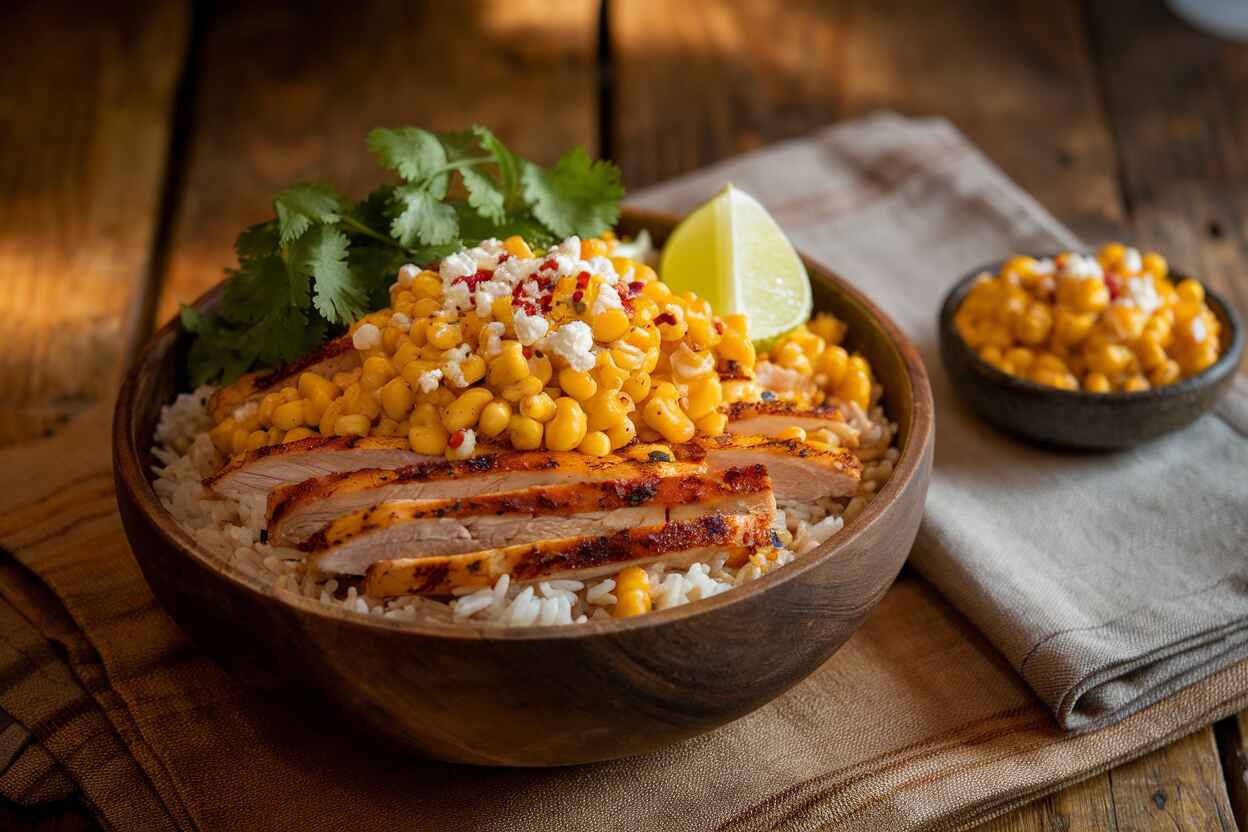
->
[658,184,811,347]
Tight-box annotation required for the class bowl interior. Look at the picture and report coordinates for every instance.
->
[118,209,934,641]
[939,260,1245,402]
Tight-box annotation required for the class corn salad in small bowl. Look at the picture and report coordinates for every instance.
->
[940,244,1243,449]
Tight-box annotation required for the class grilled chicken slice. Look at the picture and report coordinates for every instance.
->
[363,511,776,597]
[204,435,485,501]
[266,452,702,545]
[672,434,861,503]
[209,334,360,424]
[303,467,774,576]
[725,401,845,438]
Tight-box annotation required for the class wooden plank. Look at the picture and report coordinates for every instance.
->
[973,773,1116,831]
[1085,0,1248,375]
[608,0,1123,240]
[0,1,189,446]
[152,0,600,326]
[1215,713,1248,831]
[0,803,97,832]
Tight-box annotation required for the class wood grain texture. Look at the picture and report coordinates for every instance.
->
[1216,712,1248,829]
[1105,728,1237,831]
[114,210,934,765]
[153,0,600,326]
[608,0,1122,240]
[1085,0,1248,376]
[0,1,188,447]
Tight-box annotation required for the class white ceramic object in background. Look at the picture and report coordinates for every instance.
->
[1168,0,1248,41]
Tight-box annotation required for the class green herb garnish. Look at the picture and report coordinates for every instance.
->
[183,126,624,386]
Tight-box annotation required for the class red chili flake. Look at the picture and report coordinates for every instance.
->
[576,271,590,289]
[522,346,534,359]
[448,430,465,449]
[540,295,553,311]
[1105,272,1123,300]
[713,319,726,334]
[455,269,493,290]
[572,290,584,303]
[621,296,634,313]
[540,258,558,271]
[655,312,677,326]
[627,281,644,296]
[497,253,511,263]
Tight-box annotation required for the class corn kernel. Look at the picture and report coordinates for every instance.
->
[642,393,695,443]
[545,398,588,451]
[443,388,494,431]
[478,400,512,438]
[283,426,315,443]
[428,322,462,350]
[613,566,652,618]
[508,414,544,451]
[1083,372,1112,393]
[272,400,306,431]
[520,392,557,423]
[504,235,533,259]
[592,308,631,342]
[334,414,371,437]
[558,368,597,401]
[578,431,612,457]
[408,422,449,455]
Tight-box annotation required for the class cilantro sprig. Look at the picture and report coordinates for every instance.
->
[183,126,624,386]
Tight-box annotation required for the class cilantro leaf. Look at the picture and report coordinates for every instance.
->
[222,253,301,323]
[522,147,623,239]
[473,126,521,205]
[290,225,364,325]
[391,184,459,247]
[235,220,280,259]
[368,127,449,194]
[273,183,344,244]
[461,166,505,224]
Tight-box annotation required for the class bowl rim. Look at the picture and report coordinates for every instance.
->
[113,206,934,642]
[939,256,1246,401]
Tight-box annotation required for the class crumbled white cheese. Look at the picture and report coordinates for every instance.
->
[1122,247,1143,275]
[1191,316,1208,344]
[546,320,596,372]
[1119,276,1163,314]
[439,252,477,284]
[551,236,581,260]
[494,255,541,286]
[447,428,477,460]
[470,239,505,270]
[417,369,443,393]
[397,263,419,288]
[588,255,619,284]
[513,309,550,346]
[592,283,624,316]
[481,322,506,357]
[474,289,496,317]
[352,323,381,351]
[1033,258,1056,276]
[670,342,714,379]
[1059,253,1103,281]
[443,282,472,316]
[442,345,472,388]
[390,312,412,332]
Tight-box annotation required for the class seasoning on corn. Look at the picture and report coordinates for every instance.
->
[954,245,1223,393]
[210,233,880,460]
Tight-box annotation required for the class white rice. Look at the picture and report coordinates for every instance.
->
[150,385,898,628]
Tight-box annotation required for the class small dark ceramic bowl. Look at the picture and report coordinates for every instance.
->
[939,260,1245,450]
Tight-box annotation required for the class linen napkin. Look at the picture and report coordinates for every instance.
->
[630,112,1248,732]
[1,112,1247,832]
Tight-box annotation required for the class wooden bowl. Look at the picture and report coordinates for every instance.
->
[940,261,1245,450]
[113,208,934,766]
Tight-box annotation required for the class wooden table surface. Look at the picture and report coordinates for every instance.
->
[2,0,1246,829]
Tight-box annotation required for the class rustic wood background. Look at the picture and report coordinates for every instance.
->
[2,0,1246,829]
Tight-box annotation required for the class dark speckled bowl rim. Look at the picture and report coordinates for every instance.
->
[939,257,1245,403]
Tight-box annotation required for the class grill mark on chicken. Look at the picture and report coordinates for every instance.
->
[265,452,701,545]
[363,512,774,597]
[209,335,358,423]
[725,401,844,423]
[301,466,772,553]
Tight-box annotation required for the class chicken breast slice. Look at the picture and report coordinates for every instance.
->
[363,511,777,597]
[304,467,775,577]
[204,434,497,501]
[669,434,862,502]
[209,334,360,424]
[265,452,704,546]
[725,401,848,439]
